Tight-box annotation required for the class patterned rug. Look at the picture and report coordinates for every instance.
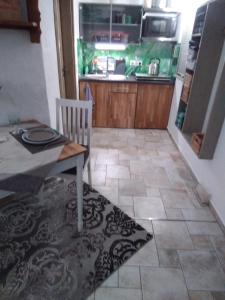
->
[0,176,152,300]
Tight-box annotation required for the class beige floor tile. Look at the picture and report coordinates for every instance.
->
[94,164,106,172]
[130,160,154,175]
[127,137,145,147]
[178,250,225,291]
[211,292,225,300]
[141,267,189,300]
[181,208,215,221]
[89,170,106,186]
[118,205,134,218]
[118,147,139,161]
[105,178,118,187]
[146,188,161,197]
[119,265,141,288]
[95,287,142,300]
[186,222,224,236]
[94,185,119,205]
[158,249,180,267]
[107,165,130,179]
[119,179,147,197]
[118,160,130,167]
[96,153,119,165]
[100,271,118,288]
[189,291,213,300]
[160,188,195,209]
[191,235,214,250]
[86,292,95,300]
[126,238,159,267]
[176,167,198,188]
[153,220,194,250]
[135,219,153,233]
[165,208,184,220]
[119,196,133,206]
[210,236,225,271]
[134,196,167,220]
[144,167,172,188]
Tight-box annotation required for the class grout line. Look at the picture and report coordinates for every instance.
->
[176,249,192,300]
[151,220,160,267]
[139,265,144,300]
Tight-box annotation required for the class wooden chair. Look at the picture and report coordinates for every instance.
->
[56,98,93,186]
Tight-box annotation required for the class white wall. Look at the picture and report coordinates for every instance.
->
[0,30,50,125]
[0,1,60,128]
[39,0,60,128]
[168,42,225,226]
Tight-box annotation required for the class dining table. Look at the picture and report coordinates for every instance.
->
[0,120,87,231]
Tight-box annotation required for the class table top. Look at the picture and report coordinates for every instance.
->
[0,121,86,180]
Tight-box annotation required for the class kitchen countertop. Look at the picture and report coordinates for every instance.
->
[79,74,175,85]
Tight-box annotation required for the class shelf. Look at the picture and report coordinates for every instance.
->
[180,98,188,105]
[112,23,140,27]
[192,33,202,38]
[186,68,194,74]
[83,22,109,26]
[0,20,38,30]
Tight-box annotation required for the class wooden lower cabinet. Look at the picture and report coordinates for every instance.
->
[79,80,110,127]
[108,83,137,128]
[108,91,136,128]
[135,84,174,129]
[79,80,173,129]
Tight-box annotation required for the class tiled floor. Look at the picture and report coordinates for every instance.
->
[84,128,225,300]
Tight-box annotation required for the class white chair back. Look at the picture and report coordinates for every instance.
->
[56,98,92,149]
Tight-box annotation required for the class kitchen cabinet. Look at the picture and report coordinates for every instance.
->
[79,3,111,42]
[79,80,110,127]
[79,3,142,43]
[79,80,173,129]
[108,83,137,128]
[135,84,173,129]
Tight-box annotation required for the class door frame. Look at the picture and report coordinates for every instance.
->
[53,0,77,99]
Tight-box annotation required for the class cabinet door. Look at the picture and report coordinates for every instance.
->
[95,82,110,127]
[111,5,142,43]
[79,81,96,126]
[108,91,136,128]
[79,3,111,42]
[135,84,173,129]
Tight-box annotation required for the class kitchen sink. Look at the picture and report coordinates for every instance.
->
[84,74,107,79]
[107,74,126,80]
[84,74,127,81]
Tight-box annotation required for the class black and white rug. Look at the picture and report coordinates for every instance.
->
[0,177,152,300]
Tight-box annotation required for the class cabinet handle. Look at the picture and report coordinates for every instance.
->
[112,88,129,93]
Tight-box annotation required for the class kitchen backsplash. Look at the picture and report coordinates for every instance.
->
[77,39,180,77]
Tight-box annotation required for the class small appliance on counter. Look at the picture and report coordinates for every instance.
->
[114,59,126,75]
[148,58,160,76]
[135,73,172,82]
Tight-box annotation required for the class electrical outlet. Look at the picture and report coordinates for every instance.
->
[130,60,136,66]
[130,60,142,66]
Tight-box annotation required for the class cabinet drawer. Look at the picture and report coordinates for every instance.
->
[110,83,137,93]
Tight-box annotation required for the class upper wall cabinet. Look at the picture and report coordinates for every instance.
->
[79,3,111,42]
[79,2,143,43]
[111,4,142,43]
[0,0,41,43]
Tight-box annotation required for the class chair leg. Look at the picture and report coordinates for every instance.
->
[87,158,92,187]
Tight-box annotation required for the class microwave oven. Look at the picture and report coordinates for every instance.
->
[142,10,180,41]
